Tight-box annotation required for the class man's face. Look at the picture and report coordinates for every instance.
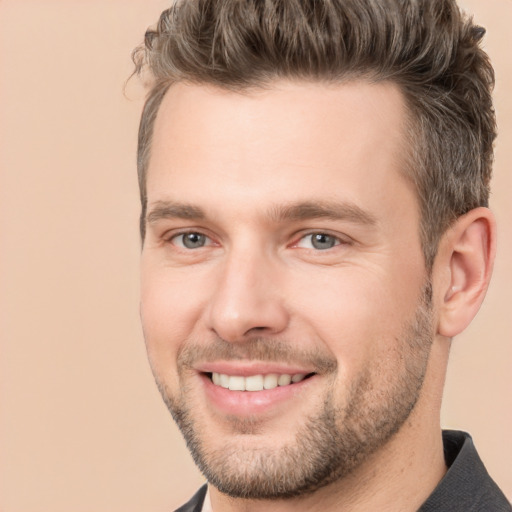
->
[140,81,434,498]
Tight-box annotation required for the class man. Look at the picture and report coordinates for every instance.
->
[133,0,511,510]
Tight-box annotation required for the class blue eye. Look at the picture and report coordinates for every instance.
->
[173,232,209,249]
[297,233,340,250]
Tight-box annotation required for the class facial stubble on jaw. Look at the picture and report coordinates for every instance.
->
[152,282,434,500]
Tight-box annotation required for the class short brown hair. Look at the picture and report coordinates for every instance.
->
[132,0,496,267]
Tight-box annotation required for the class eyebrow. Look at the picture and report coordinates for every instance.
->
[146,199,377,226]
[268,200,377,226]
[146,201,206,224]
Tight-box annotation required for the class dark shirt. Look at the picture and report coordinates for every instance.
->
[419,430,511,511]
[175,485,207,512]
[175,430,511,511]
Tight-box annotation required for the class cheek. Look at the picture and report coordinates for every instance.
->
[288,266,424,373]
[140,265,207,376]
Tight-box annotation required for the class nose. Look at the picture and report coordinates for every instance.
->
[205,247,290,342]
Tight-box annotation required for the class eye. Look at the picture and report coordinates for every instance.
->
[296,233,341,250]
[171,232,211,249]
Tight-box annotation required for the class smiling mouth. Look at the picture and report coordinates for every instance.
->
[207,372,315,392]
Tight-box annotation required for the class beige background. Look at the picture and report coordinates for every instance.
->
[0,1,510,510]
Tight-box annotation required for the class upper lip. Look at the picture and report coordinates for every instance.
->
[196,361,316,377]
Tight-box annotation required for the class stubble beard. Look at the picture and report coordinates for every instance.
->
[153,283,434,500]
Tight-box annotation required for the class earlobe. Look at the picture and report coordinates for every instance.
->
[436,207,496,338]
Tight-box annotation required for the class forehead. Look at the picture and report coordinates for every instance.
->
[146,80,414,221]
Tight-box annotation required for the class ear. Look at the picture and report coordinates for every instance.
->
[435,207,496,338]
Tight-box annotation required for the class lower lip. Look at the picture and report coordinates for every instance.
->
[200,373,316,416]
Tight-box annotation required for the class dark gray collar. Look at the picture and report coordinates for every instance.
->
[174,484,207,512]
[418,430,511,511]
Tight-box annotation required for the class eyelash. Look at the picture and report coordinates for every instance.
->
[168,231,215,249]
[295,232,343,250]
[166,230,349,252]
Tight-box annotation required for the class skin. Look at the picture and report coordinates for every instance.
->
[140,80,496,511]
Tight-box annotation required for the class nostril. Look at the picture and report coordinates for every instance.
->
[240,326,267,338]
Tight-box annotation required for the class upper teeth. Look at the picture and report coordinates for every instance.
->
[212,372,307,391]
